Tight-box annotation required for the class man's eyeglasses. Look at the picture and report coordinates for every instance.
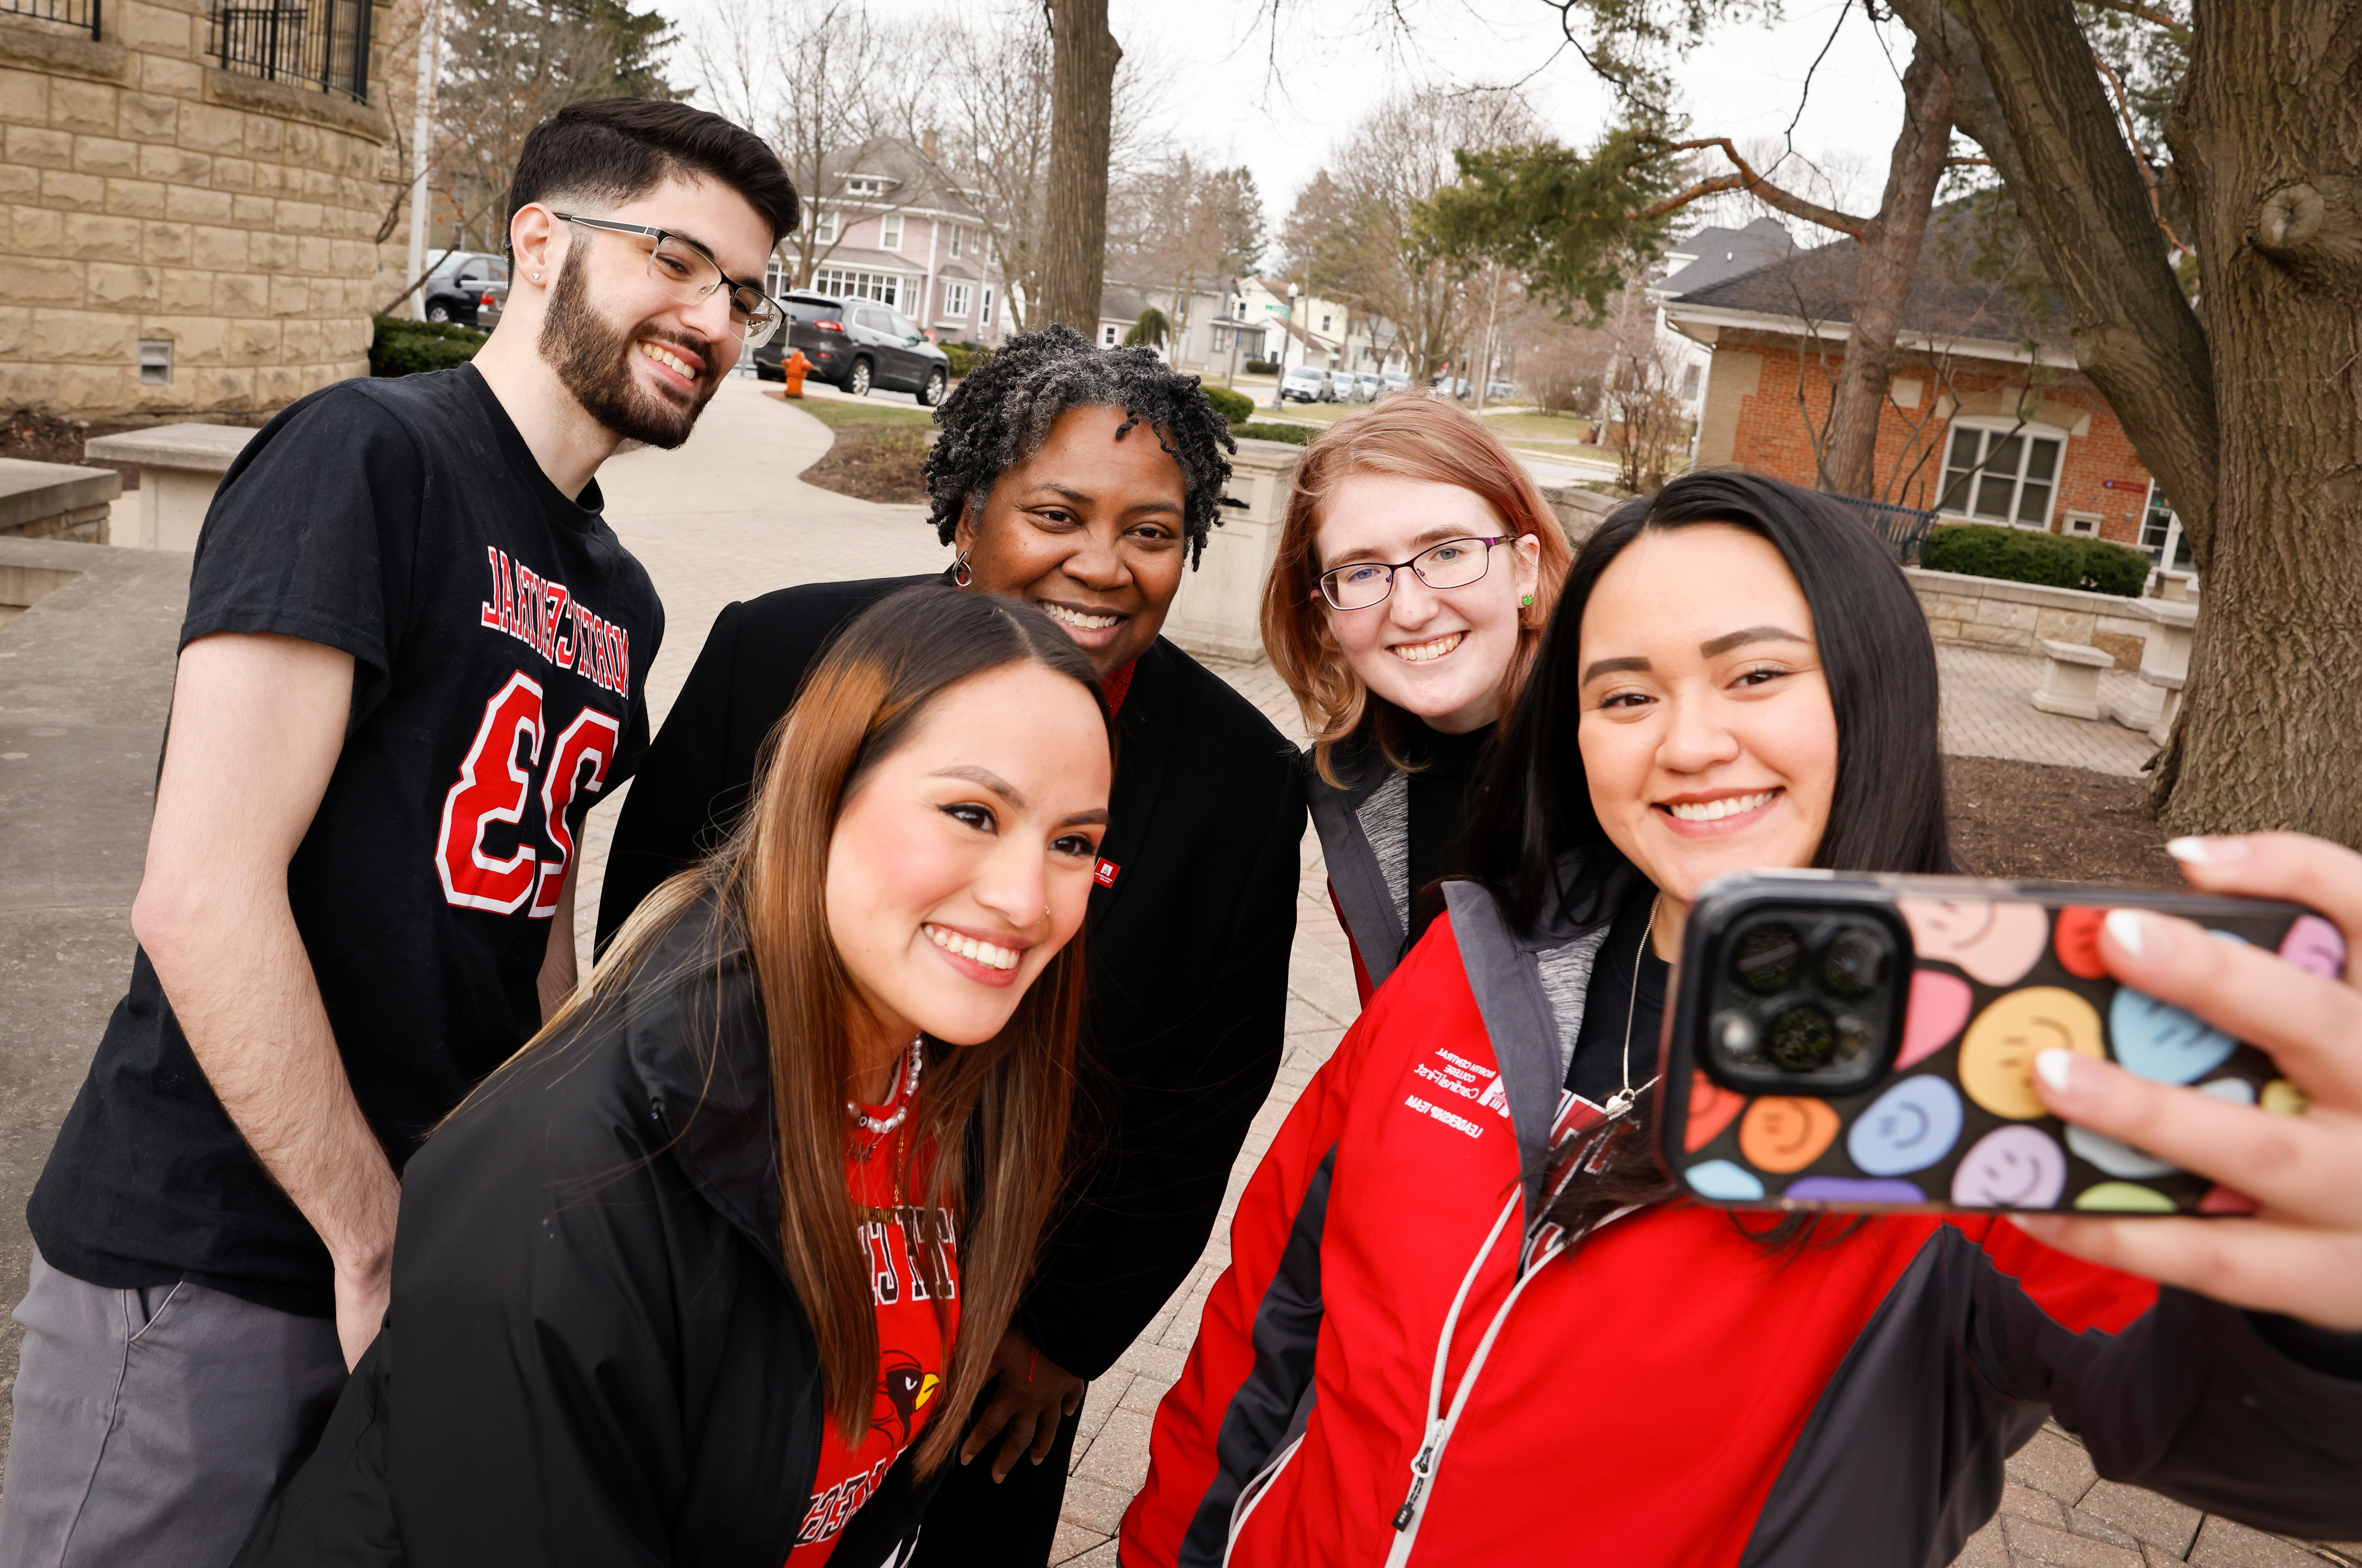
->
[551,212,783,348]
[1314,536,1508,611]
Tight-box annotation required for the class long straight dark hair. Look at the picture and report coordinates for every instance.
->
[577,584,1106,1469]
[1464,469,1957,1242]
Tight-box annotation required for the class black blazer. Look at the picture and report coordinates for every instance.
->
[596,576,1307,1378]
[238,903,935,1568]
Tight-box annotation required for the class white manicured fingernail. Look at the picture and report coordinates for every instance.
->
[2035,1048,2076,1094]
[2104,908,2146,957]
[2165,837,2208,864]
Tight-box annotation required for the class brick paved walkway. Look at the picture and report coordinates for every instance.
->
[577,382,2350,1568]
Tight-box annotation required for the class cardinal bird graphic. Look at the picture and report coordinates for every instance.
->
[875,1352,941,1445]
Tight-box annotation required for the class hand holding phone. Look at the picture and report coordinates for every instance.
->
[1659,832,2362,1330]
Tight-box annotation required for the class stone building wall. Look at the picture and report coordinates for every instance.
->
[0,1,396,419]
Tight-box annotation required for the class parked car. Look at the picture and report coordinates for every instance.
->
[754,292,950,405]
[422,252,507,326]
[1486,380,1517,401]
[474,279,508,332]
[1355,373,1383,400]
[1382,372,1411,393]
[1280,365,1335,404]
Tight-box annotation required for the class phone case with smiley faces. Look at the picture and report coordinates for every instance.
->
[1658,871,2336,1216]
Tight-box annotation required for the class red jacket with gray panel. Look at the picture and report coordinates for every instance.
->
[1121,880,2362,1568]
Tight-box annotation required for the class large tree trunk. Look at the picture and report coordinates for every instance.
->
[1821,43,1955,499]
[2148,2,2362,838]
[1035,0,1119,335]
[1891,0,2220,560]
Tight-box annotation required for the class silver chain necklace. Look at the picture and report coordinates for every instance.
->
[849,1034,925,1135]
[1599,897,1663,1123]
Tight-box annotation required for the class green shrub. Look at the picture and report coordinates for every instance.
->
[1203,385,1254,426]
[1234,420,1313,446]
[371,315,486,378]
[1245,357,1279,375]
[1920,523,2151,598]
[942,340,991,378]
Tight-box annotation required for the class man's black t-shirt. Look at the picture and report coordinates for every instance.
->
[28,365,663,1317]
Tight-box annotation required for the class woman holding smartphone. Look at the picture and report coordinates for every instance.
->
[1262,398,1570,1002]
[1125,472,2362,1567]
[236,587,1112,1567]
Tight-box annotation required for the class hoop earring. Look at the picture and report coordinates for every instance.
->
[952,550,974,589]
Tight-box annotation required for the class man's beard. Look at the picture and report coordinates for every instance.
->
[538,250,720,450]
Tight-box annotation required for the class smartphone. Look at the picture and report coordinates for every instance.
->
[1658,871,2338,1216]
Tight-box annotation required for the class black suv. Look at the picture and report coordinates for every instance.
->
[754,292,950,405]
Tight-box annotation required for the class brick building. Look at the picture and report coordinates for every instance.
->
[1662,224,2196,574]
[0,0,394,420]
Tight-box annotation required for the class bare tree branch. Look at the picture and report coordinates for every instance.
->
[2090,45,2197,258]
[2082,0,2189,37]
[1641,137,1871,237]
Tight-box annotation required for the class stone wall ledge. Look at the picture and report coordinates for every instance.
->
[86,421,257,473]
[1903,567,2144,615]
[204,67,394,146]
[0,17,131,85]
[0,457,120,533]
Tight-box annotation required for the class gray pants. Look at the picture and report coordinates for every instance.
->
[0,1250,346,1568]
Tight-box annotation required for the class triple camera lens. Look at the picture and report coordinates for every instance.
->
[1709,910,1898,1092]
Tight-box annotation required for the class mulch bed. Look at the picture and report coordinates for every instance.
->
[793,419,932,505]
[2,410,144,488]
[1944,754,2180,889]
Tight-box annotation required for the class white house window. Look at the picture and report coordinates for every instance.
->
[813,209,837,244]
[948,226,965,259]
[844,176,884,197]
[1101,323,1121,347]
[1937,420,2066,529]
[880,213,903,250]
[944,282,971,318]
[1320,313,1332,333]
[764,255,790,298]
[812,266,901,308]
[979,287,994,326]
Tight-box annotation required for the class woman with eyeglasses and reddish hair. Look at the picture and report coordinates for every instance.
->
[1260,397,1572,1004]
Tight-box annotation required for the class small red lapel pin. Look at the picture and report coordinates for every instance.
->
[1093,859,1120,888]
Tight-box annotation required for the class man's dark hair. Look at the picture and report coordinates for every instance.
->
[923,325,1238,567]
[507,98,799,253]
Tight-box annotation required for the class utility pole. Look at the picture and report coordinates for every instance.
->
[1269,281,1298,411]
[404,0,439,321]
[1224,281,1243,386]
[1472,265,1503,413]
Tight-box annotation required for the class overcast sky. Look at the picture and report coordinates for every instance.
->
[651,0,1913,238]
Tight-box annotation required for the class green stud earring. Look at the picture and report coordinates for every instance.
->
[1520,594,1534,607]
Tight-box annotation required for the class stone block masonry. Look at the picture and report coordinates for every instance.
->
[0,1,396,419]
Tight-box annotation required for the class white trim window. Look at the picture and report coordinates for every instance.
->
[813,209,837,245]
[764,255,790,299]
[812,267,902,308]
[880,213,903,250]
[943,282,971,319]
[1102,323,1122,347]
[1937,418,2067,529]
[979,287,994,327]
[948,225,965,259]
[844,176,885,197]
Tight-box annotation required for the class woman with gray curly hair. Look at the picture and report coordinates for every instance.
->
[598,324,1307,1565]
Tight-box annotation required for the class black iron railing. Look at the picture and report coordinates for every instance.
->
[1830,494,1943,565]
[209,0,371,102]
[3,0,101,38]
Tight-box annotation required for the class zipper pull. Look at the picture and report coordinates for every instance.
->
[1390,1423,1444,1531]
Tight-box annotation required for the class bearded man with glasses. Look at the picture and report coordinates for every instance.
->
[2,99,795,1568]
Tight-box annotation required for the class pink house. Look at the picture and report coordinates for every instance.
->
[765,138,1009,346]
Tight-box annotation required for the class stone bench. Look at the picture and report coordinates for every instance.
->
[0,459,122,546]
[2103,598,2198,741]
[2032,639,2114,722]
[82,424,258,553]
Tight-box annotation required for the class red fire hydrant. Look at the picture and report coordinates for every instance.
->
[783,349,812,398]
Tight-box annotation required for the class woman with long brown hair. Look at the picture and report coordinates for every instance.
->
[1262,396,1571,1003]
[234,585,1113,1568]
